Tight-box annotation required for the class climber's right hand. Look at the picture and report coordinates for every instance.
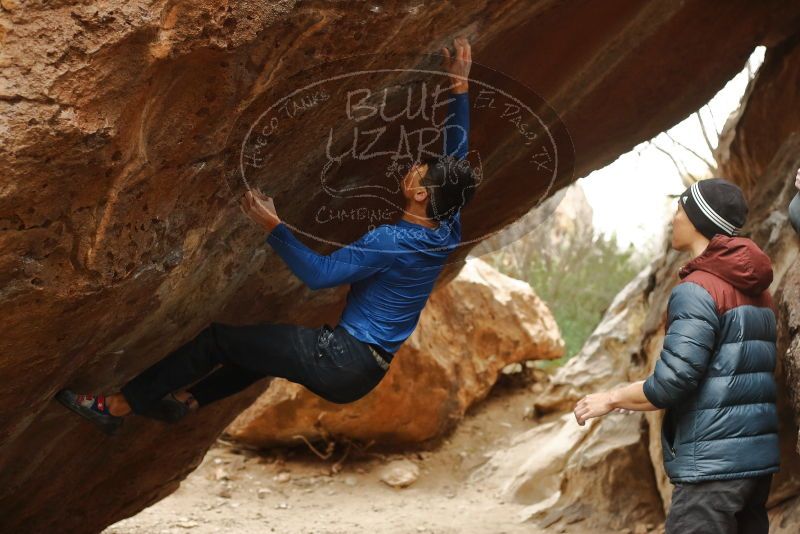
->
[240,189,281,232]
[442,36,471,93]
[795,167,799,192]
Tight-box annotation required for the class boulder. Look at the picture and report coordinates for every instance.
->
[2,1,800,531]
[471,412,663,533]
[224,258,564,447]
[528,237,689,508]
[768,493,800,534]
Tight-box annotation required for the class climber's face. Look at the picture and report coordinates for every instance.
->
[671,200,702,251]
[402,161,430,205]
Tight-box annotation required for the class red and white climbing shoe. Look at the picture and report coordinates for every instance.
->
[55,389,124,436]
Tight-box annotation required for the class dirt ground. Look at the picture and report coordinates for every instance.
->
[103,373,558,534]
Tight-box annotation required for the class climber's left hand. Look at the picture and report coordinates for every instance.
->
[240,189,281,232]
[795,167,799,191]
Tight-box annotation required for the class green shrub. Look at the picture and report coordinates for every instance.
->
[485,230,645,369]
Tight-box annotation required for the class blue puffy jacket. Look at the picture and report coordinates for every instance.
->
[789,192,800,234]
[643,234,780,483]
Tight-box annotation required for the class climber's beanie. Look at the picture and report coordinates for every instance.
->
[679,178,748,240]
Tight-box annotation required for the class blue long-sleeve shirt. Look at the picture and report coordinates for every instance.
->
[266,91,470,353]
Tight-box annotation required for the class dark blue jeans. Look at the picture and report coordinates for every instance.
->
[120,322,389,414]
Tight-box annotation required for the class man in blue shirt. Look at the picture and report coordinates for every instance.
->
[56,37,477,434]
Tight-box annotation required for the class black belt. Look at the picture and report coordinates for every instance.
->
[367,343,393,371]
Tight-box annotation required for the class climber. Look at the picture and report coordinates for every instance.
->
[573,177,779,534]
[790,167,800,234]
[55,37,477,435]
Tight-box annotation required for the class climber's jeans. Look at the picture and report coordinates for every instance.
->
[120,322,388,414]
[664,473,772,534]
[789,192,800,234]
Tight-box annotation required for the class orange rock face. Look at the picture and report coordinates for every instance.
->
[2,1,800,532]
[225,258,563,447]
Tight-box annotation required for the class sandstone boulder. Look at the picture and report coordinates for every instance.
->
[768,493,800,534]
[471,412,663,533]
[3,1,800,532]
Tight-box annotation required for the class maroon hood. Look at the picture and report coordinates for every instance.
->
[679,235,773,295]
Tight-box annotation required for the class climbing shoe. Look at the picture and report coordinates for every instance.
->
[55,389,124,436]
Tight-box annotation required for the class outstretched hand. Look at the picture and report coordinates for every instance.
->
[240,188,281,232]
[442,36,471,93]
[795,168,800,192]
[573,391,615,426]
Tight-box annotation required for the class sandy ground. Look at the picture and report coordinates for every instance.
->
[103,375,556,534]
